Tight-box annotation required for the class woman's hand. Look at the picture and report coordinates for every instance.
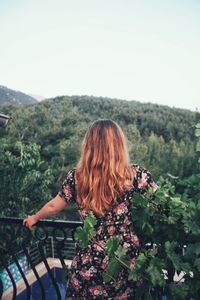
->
[23,215,38,229]
[22,195,67,230]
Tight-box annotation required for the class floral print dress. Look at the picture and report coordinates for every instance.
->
[58,164,157,300]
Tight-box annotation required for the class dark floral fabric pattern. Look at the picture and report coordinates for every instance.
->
[58,164,157,300]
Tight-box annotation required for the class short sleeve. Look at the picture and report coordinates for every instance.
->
[58,169,76,204]
[132,164,158,195]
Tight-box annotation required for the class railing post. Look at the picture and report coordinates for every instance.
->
[51,237,55,258]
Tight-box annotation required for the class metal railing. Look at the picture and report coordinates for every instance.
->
[0,217,82,300]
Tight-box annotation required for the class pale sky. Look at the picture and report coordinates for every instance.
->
[0,0,200,111]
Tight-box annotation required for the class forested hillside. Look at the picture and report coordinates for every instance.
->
[0,85,37,105]
[1,95,199,195]
[1,97,200,297]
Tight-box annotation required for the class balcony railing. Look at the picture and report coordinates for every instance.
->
[0,217,82,300]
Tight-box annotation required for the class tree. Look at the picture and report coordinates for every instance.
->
[0,142,54,217]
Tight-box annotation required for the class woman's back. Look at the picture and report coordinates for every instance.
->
[59,163,157,300]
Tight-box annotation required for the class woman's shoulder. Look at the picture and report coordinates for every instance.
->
[130,163,158,192]
[63,168,76,186]
[130,163,150,175]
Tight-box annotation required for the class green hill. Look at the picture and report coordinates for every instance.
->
[0,85,37,106]
[0,95,199,189]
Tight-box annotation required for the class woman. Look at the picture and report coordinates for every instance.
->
[23,119,157,299]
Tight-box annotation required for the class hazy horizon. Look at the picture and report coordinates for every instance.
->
[0,83,198,113]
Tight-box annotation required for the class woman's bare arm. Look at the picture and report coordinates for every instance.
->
[23,194,67,229]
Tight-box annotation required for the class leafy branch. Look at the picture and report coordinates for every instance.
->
[74,174,200,299]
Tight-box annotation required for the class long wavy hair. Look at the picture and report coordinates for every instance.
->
[75,119,134,217]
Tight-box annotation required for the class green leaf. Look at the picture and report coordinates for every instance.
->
[165,241,180,270]
[84,212,97,227]
[115,245,127,258]
[83,212,97,239]
[135,253,147,268]
[102,270,115,283]
[115,253,130,269]
[154,189,166,199]
[196,140,200,152]
[103,257,122,283]
[146,257,165,286]
[74,213,98,248]
[105,237,120,257]
[168,282,189,299]
[181,262,191,273]
[128,266,141,281]
[195,128,200,137]
[195,123,200,129]
[74,226,89,249]
[133,193,148,206]
[185,243,200,257]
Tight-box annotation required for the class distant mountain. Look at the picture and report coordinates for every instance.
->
[0,85,37,106]
[29,94,46,101]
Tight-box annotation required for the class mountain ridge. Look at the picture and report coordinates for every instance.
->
[0,85,37,106]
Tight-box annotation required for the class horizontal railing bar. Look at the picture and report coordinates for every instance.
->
[0,217,82,228]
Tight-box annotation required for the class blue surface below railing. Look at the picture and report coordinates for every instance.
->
[16,268,66,300]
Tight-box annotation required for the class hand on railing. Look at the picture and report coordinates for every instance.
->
[23,215,38,229]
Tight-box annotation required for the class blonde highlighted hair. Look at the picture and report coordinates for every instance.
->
[75,119,133,217]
